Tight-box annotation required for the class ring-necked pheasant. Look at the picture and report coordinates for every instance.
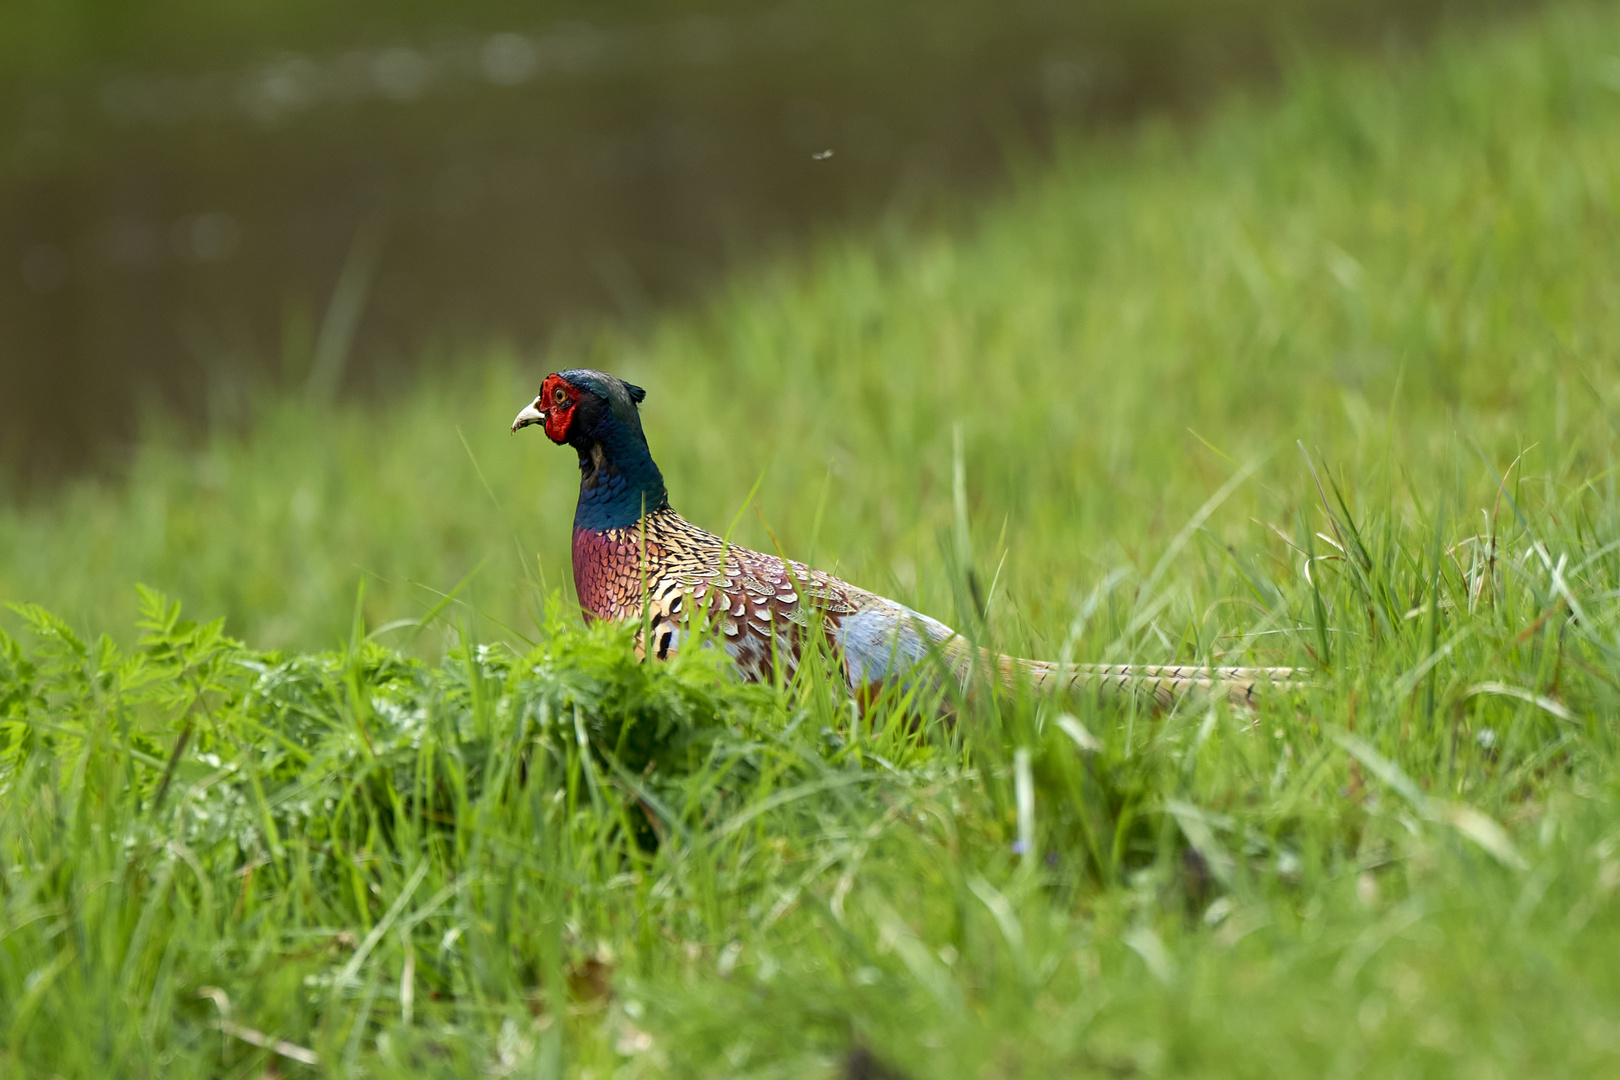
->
[513,369,1295,708]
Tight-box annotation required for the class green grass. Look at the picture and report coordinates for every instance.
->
[7,1,1620,1075]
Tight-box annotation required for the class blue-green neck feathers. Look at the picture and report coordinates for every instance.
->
[565,370,669,532]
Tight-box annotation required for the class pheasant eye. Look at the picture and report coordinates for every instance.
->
[554,387,568,405]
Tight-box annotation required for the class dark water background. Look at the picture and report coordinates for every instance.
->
[0,0,1518,484]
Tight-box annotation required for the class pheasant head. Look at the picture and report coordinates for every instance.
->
[512,368,668,530]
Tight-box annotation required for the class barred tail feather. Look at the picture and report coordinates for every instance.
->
[836,602,1301,709]
[1013,657,1301,708]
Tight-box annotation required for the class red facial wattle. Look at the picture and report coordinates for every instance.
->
[538,373,578,443]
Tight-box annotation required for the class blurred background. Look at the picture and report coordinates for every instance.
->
[1,0,1519,486]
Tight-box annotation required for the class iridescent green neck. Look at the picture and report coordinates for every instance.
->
[573,414,668,531]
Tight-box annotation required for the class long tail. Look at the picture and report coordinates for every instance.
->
[957,647,1301,708]
[1021,659,1301,708]
[845,603,1304,708]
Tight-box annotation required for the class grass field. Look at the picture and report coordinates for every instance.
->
[7,1,1620,1075]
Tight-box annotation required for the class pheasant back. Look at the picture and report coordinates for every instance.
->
[573,508,1292,708]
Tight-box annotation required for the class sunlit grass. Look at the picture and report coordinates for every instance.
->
[7,1,1620,1075]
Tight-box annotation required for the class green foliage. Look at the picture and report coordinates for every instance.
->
[0,590,825,1075]
[5,453,1620,1076]
[7,1,1620,1075]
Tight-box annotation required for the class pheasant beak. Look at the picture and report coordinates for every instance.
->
[511,397,546,434]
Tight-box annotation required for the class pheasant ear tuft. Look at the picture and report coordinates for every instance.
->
[625,382,647,404]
